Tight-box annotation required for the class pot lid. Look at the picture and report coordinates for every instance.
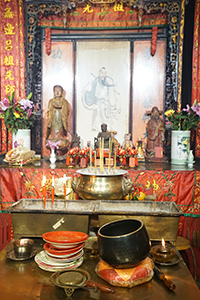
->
[58,271,84,285]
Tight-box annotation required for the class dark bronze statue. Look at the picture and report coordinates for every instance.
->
[94,123,111,149]
[71,133,80,149]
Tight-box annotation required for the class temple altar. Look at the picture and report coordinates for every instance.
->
[0,160,199,281]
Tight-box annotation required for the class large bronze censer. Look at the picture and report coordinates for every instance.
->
[72,168,133,200]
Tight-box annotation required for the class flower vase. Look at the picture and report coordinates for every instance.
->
[50,148,56,164]
[171,130,190,164]
[188,150,194,162]
[12,129,31,149]
[187,150,194,168]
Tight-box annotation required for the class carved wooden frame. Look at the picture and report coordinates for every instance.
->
[24,0,186,154]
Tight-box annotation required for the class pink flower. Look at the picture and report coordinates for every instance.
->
[27,109,33,118]
[19,99,34,110]
[46,140,60,150]
[0,98,10,112]
[182,104,190,113]
[192,103,200,117]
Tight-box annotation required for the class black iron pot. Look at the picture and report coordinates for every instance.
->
[98,219,150,268]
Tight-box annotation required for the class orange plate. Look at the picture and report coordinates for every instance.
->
[43,242,85,255]
[42,231,88,244]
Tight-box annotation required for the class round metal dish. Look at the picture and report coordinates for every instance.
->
[51,268,91,297]
[7,249,37,261]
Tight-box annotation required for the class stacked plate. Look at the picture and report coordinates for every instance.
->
[34,231,88,272]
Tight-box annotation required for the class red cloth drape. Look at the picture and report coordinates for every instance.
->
[192,0,200,157]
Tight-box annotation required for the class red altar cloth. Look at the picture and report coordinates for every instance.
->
[0,168,198,215]
[0,167,199,280]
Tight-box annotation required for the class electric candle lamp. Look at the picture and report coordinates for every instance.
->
[114,151,116,173]
[43,175,46,209]
[102,138,104,173]
[52,176,55,207]
[90,145,92,172]
[63,174,66,198]
[95,151,97,174]
[99,139,102,173]
[108,138,111,173]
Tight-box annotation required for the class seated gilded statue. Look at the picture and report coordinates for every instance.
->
[46,85,70,153]
[110,130,120,152]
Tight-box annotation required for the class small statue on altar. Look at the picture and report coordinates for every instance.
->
[71,133,80,149]
[110,130,120,152]
[94,123,111,149]
[146,106,165,158]
[46,85,70,153]
[122,133,134,150]
[136,137,145,161]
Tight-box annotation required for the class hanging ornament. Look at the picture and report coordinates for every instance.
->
[45,28,51,56]
[151,27,158,56]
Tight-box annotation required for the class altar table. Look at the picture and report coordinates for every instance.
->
[0,237,200,300]
[0,160,199,281]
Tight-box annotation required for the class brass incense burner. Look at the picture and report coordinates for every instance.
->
[72,168,133,200]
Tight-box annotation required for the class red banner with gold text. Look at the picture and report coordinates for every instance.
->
[0,0,26,152]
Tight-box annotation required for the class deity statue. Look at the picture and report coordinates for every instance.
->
[46,85,69,153]
[146,106,165,157]
[71,133,80,149]
[136,137,145,161]
[110,130,120,152]
[122,134,133,150]
[94,123,111,149]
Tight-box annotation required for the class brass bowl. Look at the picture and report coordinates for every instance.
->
[72,168,133,200]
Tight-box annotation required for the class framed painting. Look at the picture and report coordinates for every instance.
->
[132,40,166,147]
[76,40,130,148]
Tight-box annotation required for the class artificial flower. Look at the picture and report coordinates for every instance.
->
[46,140,60,150]
[165,101,200,131]
[0,92,37,134]
[67,147,80,157]
[117,148,127,158]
